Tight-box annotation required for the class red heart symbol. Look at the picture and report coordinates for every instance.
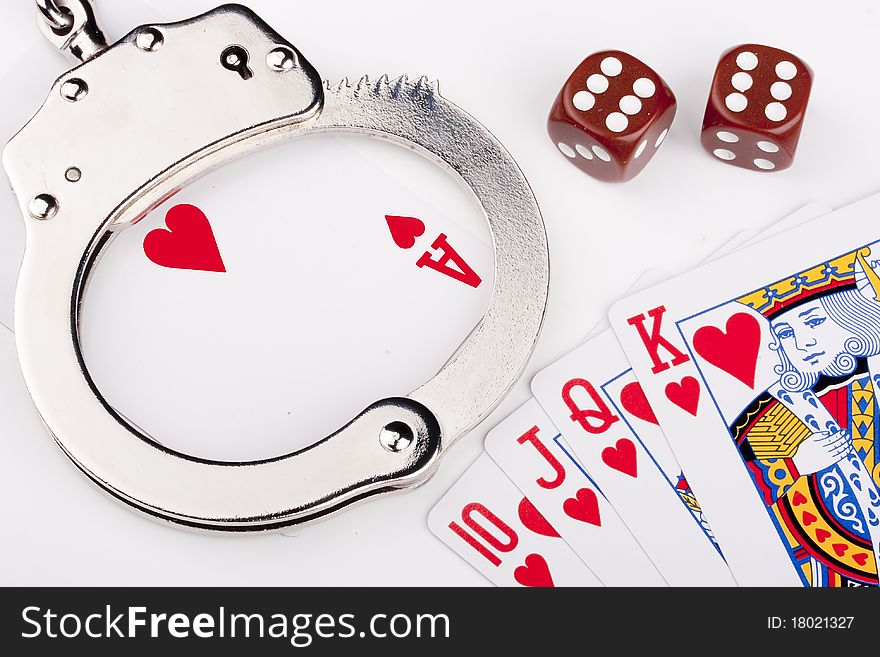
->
[792,491,807,507]
[619,381,659,425]
[692,312,762,389]
[665,377,700,416]
[802,511,817,526]
[853,553,869,566]
[385,215,426,250]
[518,497,560,538]
[832,543,849,557]
[513,553,555,587]
[562,488,602,527]
[601,438,638,478]
[814,528,831,543]
[143,204,226,273]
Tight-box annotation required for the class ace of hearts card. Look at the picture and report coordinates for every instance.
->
[73,136,492,463]
[610,193,880,587]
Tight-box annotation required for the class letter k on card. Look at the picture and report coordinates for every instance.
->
[624,305,699,416]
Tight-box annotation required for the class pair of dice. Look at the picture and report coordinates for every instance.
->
[549,44,812,182]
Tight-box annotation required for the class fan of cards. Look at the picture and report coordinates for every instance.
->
[430,196,880,587]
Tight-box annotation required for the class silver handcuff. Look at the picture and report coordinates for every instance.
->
[4,1,549,530]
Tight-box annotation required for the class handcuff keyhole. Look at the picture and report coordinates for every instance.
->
[221,45,253,81]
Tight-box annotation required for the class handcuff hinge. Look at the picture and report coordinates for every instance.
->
[36,0,108,63]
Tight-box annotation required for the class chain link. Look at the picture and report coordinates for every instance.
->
[36,0,75,33]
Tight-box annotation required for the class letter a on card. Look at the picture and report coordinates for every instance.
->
[417,234,482,288]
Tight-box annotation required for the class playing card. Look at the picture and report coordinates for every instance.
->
[600,365,718,547]
[0,33,493,462]
[532,328,735,585]
[65,135,493,463]
[521,208,830,584]
[610,192,880,586]
[622,205,829,551]
[731,201,831,254]
[428,453,601,587]
[484,398,666,586]
[587,202,828,585]
[582,203,831,342]
[590,204,832,518]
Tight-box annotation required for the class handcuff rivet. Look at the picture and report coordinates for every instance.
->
[60,78,88,102]
[266,47,297,73]
[28,194,59,220]
[135,28,164,52]
[379,422,415,453]
[65,167,82,183]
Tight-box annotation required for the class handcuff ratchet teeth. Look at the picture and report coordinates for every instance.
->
[3,1,549,531]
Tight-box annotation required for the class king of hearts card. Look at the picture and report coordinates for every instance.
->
[691,246,880,586]
[611,195,880,587]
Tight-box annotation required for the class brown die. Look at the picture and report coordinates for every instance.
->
[701,44,813,172]
[548,50,676,182]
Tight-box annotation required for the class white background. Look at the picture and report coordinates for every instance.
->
[1,0,879,585]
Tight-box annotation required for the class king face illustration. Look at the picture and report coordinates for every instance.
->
[733,247,880,586]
